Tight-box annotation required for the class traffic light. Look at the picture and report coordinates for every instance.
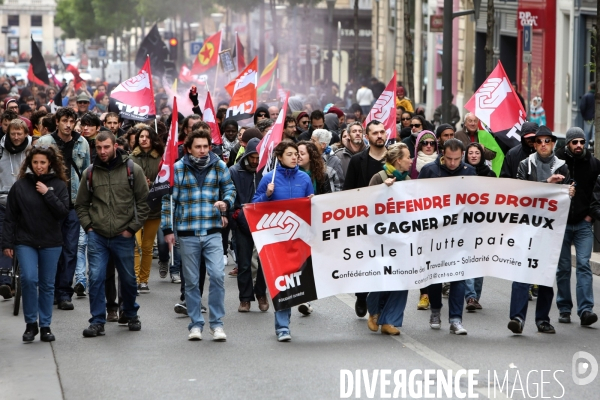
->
[169,37,178,61]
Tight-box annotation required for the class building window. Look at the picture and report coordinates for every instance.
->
[8,15,19,26]
[31,16,42,27]
[388,0,396,29]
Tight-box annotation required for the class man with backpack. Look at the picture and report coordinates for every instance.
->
[75,130,149,337]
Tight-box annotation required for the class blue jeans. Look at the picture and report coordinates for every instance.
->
[556,220,594,317]
[179,233,224,331]
[275,308,292,335]
[367,290,409,327]
[510,282,553,323]
[54,209,80,302]
[87,231,139,325]
[428,281,465,322]
[464,278,484,300]
[583,120,595,143]
[75,227,87,287]
[17,245,62,327]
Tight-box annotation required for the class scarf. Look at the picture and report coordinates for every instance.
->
[222,135,238,153]
[189,154,210,170]
[4,136,29,154]
[324,146,332,155]
[416,151,438,172]
[535,152,555,183]
[300,167,318,193]
[383,162,408,181]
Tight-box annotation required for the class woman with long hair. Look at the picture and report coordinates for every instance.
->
[252,141,313,342]
[366,143,412,335]
[130,123,165,291]
[2,145,70,342]
[297,141,331,195]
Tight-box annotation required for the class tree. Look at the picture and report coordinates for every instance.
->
[55,0,110,40]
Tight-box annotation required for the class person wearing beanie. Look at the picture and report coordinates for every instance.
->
[557,127,600,327]
[228,128,262,167]
[18,103,32,119]
[435,123,456,147]
[296,111,309,137]
[253,106,269,126]
[500,121,539,179]
[510,125,574,335]
[327,106,345,126]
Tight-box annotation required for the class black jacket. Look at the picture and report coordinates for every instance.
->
[500,143,535,179]
[556,146,600,224]
[229,138,262,235]
[418,156,477,178]
[579,91,595,121]
[343,149,383,190]
[2,173,69,249]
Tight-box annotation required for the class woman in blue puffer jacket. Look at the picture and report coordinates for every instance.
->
[252,141,313,342]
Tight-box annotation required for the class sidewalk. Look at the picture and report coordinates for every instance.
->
[572,247,600,275]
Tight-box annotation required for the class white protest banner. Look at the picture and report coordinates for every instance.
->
[244,176,570,311]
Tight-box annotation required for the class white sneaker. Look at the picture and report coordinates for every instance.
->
[223,255,228,266]
[298,303,313,316]
[228,248,237,264]
[171,273,181,284]
[188,327,202,340]
[210,326,227,341]
[450,321,468,335]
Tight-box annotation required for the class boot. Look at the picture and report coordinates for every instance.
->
[40,327,55,342]
[23,322,39,342]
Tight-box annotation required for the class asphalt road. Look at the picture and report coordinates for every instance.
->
[1,257,599,400]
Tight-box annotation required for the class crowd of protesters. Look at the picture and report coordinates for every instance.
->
[0,73,595,345]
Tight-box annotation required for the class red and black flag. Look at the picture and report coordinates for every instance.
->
[28,37,49,86]
[58,53,85,90]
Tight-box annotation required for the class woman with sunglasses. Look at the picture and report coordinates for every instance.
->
[2,145,70,342]
[401,115,427,158]
[130,124,165,292]
[409,130,439,179]
[398,111,413,140]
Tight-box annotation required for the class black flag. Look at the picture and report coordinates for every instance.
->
[28,37,49,85]
[135,24,170,77]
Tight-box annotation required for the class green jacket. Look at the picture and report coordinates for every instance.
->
[75,151,150,238]
[130,146,162,220]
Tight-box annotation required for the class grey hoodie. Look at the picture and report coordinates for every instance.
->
[0,135,32,206]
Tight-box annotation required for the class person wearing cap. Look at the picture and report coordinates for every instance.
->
[435,123,456,148]
[75,94,91,118]
[327,106,345,126]
[4,98,18,114]
[509,126,575,335]
[500,122,539,179]
[557,127,600,327]
[229,138,269,313]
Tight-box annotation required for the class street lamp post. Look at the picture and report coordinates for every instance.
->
[326,0,336,83]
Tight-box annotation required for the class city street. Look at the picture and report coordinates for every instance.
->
[1,258,598,399]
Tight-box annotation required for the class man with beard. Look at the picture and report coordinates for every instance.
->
[283,116,298,142]
[343,120,387,317]
[500,122,538,179]
[556,128,600,327]
[435,124,456,148]
[229,138,269,313]
[335,121,368,175]
[0,119,32,299]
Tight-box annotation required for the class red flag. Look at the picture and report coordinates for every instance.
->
[202,92,222,145]
[59,54,84,90]
[147,97,178,210]
[28,65,48,86]
[178,64,193,83]
[464,61,526,148]
[28,37,49,86]
[256,92,289,172]
[110,57,156,122]
[224,54,254,97]
[191,31,222,74]
[363,71,397,139]
[225,57,258,121]
[234,32,246,73]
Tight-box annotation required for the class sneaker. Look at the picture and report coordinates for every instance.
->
[188,327,202,340]
[580,311,598,327]
[83,324,105,338]
[74,282,86,297]
[531,285,539,297]
[158,261,168,278]
[256,295,269,312]
[298,303,313,316]
[355,298,367,318]
[152,247,159,259]
[0,284,13,299]
[228,267,238,277]
[171,273,181,283]
[57,300,74,310]
[228,248,237,264]
[417,294,430,310]
[117,311,130,325]
[381,324,400,335]
[40,327,55,342]
[429,313,441,330]
[508,317,524,334]
[442,283,450,298]
[201,305,207,313]
[466,298,478,311]
[528,290,533,301]
[238,301,251,312]
[128,315,141,331]
[210,326,227,341]
[558,312,571,324]
[367,314,379,332]
[174,302,188,315]
[536,321,556,334]
[449,321,468,335]
[139,283,150,293]
[106,310,118,322]
[223,255,228,266]
[277,331,292,342]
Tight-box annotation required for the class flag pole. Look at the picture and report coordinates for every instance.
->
[170,194,174,267]
[271,158,278,183]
